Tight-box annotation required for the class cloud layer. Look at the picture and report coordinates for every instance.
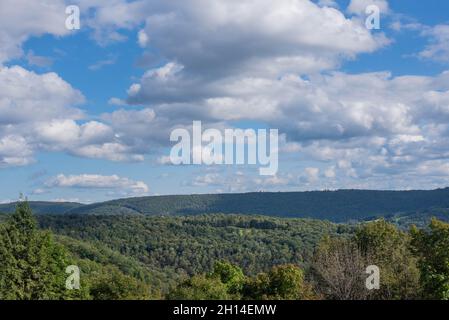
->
[2,0,449,197]
[46,173,149,196]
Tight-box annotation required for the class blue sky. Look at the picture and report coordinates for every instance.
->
[1,0,449,203]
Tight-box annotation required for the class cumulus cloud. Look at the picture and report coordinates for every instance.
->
[127,0,388,105]
[45,173,149,196]
[419,24,449,63]
[3,0,449,192]
[142,68,449,189]
[114,0,449,188]
[0,135,34,167]
[0,65,84,123]
[0,0,393,173]
[0,66,145,166]
[0,0,69,63]
[304,167,320,183]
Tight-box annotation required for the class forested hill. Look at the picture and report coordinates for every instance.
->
[2,188,449,222]
[0,201,82,215]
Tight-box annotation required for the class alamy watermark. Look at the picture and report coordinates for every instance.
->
[365,5,381,30]
[65,265,80,290]
[365,265,380,290]
[65,5,80,30]
[169,121,278,176]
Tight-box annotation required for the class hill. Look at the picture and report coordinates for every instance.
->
[37,213,347,292]
[0,201,83,215]
[64,188,449,222]
[3,188,449,223]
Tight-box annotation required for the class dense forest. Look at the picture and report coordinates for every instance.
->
[3,188,449,223]
[1,201,449,300]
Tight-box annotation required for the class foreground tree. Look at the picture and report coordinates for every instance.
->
[311,236,367,300]
[89,266,151,300]
[354,220,421,299]
[411,218,449,300]
[243,264,313,300]
[0,201,71,299]
[211,261,245,296]
[167,274,229,300]
[311,220,421,300]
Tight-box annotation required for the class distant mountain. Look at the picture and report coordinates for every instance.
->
[64,188,449,222]
[3,188,449,223]
[0,201,83,215]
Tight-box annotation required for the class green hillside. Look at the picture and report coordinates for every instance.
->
[0,201,83,215]
[3,203,449,300]
[3,188,449,223]
[38,213,348,291]
[64,188,449,222]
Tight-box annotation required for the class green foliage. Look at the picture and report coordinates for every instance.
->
[386,208,449,229]
[354,220,421,299]
[242,264,312,300]
[38,214,341,288]
[211,261,245,295]
[89,266,151,300]
[168,262,311,300]
[311,220,421,300]
[167,275,229,300]
[6,188,448,223]
[411,218,449,300]
[0,202,78,299]
[2,204,448,300]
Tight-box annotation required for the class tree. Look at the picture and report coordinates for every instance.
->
[210,261,245,296]
[311,236,368,300]
[411,218,449,300]
[167,274,229,300]
[354,220,421,299]
[89,266,150,300]
[0,201,73,299]
[243,264,312,300]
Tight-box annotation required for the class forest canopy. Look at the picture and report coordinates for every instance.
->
[1,202,449,300]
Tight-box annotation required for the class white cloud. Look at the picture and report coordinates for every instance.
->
[0,65,145,166]
[304,167,320,183]
[3,0,449,192]
[73,143,145,162]
[347,0,389,15]
[108,97,127,106]
[324,166,336,178]
[191,173,222,187]
[46,173,150,196]
[0,135,34,167]
[31,188,48,195]
[88,55,118,71]
[51,197,84,203]
[316,0,339,8]
[0,0,69,63]
[127,83,141,96]
[126,0,389,107]
[0,65,84,123]
[419,24,449,63]
[25,50,53,68]
[137,29,149,47]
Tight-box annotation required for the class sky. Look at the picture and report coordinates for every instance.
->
[1,0,449,203]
